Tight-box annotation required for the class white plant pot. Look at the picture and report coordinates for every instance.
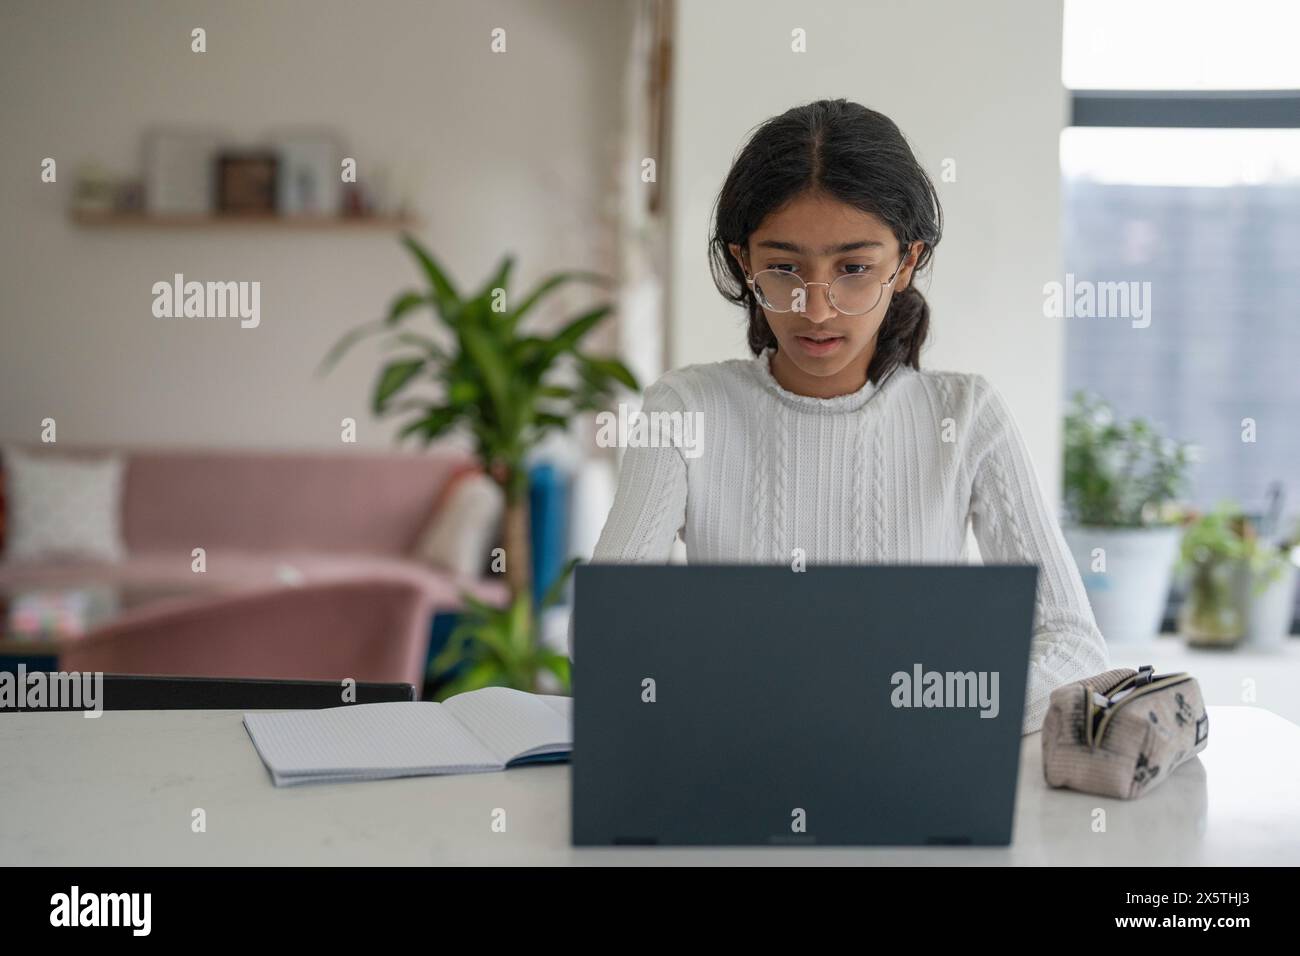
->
[1238,561,1298,651]
[1063,525,1181,644]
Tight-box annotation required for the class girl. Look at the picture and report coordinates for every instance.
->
[583,99,1109,735]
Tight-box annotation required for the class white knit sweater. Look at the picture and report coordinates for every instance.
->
[580,348,1110,735]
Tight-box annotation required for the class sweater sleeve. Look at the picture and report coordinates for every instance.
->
[964,375,1110,736]
[568,379,690,659]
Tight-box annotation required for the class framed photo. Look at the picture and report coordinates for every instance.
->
[143,128,224,215]
[216,152,278,215]
[271,131,343,217]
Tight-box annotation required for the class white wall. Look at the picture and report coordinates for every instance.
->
[666,0,1069,503]
[0,0,631,450]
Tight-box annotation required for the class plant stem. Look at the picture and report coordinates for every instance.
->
[500,466,533,604]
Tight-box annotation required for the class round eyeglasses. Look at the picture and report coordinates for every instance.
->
[744,257,907,316]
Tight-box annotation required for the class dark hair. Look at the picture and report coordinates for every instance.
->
[708,99,943,383]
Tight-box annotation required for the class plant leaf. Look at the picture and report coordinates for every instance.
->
[547,305,612,357]
[434,660,506,700]
[540,557,580,611]
[385,332,447,361]
[401,234,461,323]
[538,652,571,691]
[578,354,639,390]
[318,319,387,375]
[372,357,426,414]
[534,412,568,431]
[479,255,515,305]
[397,406,458,443]
[386,290,431,326]
[507,596,533,658]
[429,623,475,677]
[509,270,609,333]
[459,322,511,417]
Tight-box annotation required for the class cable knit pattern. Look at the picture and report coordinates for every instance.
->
[750,399,768,561]
[871,422,886,562]
[635,452,677,562]
[772,406,788,564]
[582,349,1111,735]
[852,414,867,562]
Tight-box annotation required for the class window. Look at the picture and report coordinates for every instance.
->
[1061,0,1300,630]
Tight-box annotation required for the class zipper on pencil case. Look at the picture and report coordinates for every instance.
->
[1084,665,1193,751]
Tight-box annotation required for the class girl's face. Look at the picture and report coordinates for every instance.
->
[730,191,921,395]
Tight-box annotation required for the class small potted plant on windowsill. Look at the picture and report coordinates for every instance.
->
[1062,392,1195,643]
[1176,505,1300,649]
[1238,515,1299,651]
[1177,506,1253,647]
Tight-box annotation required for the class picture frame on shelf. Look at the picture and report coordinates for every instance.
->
[142,127,224,215]
[270,131,344,217]
[216,152,279,215]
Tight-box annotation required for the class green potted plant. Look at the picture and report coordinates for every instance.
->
[1062,392,1195,643]
[1176,506,1299,648]
[324,234,638,697]
[1177,505,1253,647]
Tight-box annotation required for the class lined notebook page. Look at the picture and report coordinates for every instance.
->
[442,688,572,764]
[243,703,499,784]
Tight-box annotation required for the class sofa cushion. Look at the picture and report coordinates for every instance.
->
[2,447,125,564]
[413,471,505,577]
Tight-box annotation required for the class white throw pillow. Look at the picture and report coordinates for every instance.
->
[2,447,126,563]
[413,472,505,577]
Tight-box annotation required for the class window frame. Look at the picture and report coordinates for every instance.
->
[1070,89,1300,128]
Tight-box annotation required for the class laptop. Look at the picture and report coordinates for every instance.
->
[572,563,1038,847]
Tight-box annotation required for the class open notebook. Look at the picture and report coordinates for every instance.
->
[242,687,571,786]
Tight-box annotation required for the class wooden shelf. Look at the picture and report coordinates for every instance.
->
[70,210,418,231]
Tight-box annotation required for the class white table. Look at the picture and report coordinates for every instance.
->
[1,704,1296,865]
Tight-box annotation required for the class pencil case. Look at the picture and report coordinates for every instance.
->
[1041,665,1209,799]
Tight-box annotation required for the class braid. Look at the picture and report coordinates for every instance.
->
[867,283,930,383]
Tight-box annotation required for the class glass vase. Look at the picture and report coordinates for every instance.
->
[1180,559,1248,647]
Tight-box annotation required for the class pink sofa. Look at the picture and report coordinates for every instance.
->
[61,580,433,687]
[0,447,507,690]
